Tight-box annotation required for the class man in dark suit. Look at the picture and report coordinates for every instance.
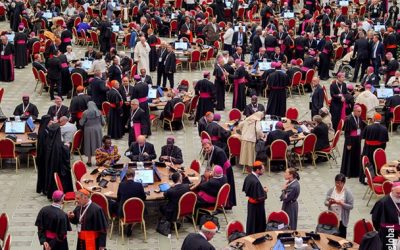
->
[98,15,112,53]
[252,28,264,58]
[45,50,62,100]
[370,34,385,77]
[71,61,89,85]
[157,42,168,86]
[84,46,97,60]
[114,168,146,236]
[361,66,379,88]
[311,115,330,151]
[163,45,176,88]
[266,121,290,155]
[88,70,109,110]
[159,137,184,164]
[181,221,217,250]
[243,95,265,117]
[69,86,91,124]
[352,31,370,82]
[139,68,153,86]
[32,54,47,73]
[126,135,157,161]
[160,172,190,221]
[108,57,123,83]
[252,47,268,64]
[232,47,245,61]
[196,165,227,207]
[232,26,248,55]
[310,77,324,118]
[47,96,70,121]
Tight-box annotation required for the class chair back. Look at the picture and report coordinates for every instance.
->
[212,184,230,211]
[0,88,4,104]
[132,6,138,15]
[122,198,145,224]
[190,160,201,173]
[3,234,10,250]
[364,167,374,190]
[288,18,296,29]
[72,27,79,40]
[218,21,226,29]
[0,6,5,16]
[356,103,367,121]
[330,130,341,150]
[195,38,204,45]
[91,192,112,219]
[393,105,400,123]
[124,33,131,45]
[71,130,83,153]
[291,71,302,87]
[188,95,199,114]
[0,213,9,243]
[206,48,214,61]
[90,31,99,44]
[206,6,214,17]
[373,148,387,175]
[54,172,64,192]
[317,211,339,228]
[32,67,39,82]
[71,73,84,87]
[304,69,315,84]
[286,107,299,120]
[170,20,178,32]
[300,134,317,155]
[32,41,41,54]
[270,140,288,161]
[190,50,201,63]
[175,0,183,8]
[362,155,370,170]
[39,70,48,87]
[353,219,374,244]
[334,46,344,61]
[226,220,244,239]
[180,79,189,87]
[74,17,81,27]
[130,64,138,79]
[237,7,245,18]
[177,192,197,219]
[72,160,87,182]
[336,119,344,131]
[383,181,393,195]
[0,139,16,158]
[75,181,83,190]
[227,136,241,157]
[171,102,185,120]
[200,131,211,141]
[267,211,290,225]
[229,108,242,121]
[102,101,111,116]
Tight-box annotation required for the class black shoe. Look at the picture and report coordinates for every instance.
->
[86,162,92,167]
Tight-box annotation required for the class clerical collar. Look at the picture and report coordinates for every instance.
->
[252,171,260,179]
[52,203,62,209]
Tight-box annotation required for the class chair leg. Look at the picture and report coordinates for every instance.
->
[297,154,302,170]
[192,216,197,232]
[221,207,228,224]
[109,219,114,239]
[15,157,18,173]
[169,121,173,134]
[121,222,124,243]
[288,88,292,98]
[312,153,316,168]
[367,192,373,206]
[174,222,179,239]
[33,156,38,173]
[181,120,185,131]
[268,159,271,176]
[78,150,83,161]
[362,186,370,200]
[27,155,30,168]
[142,221,147,241]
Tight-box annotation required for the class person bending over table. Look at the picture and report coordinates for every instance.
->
[159,137,183,165]
[126,135,157,161]
[95,135,121,166]
[196,165,227,208]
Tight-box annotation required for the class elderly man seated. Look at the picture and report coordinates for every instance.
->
[387,71,400,87]
[355,84,379,119]
[126,135,157,161]
[59,116,77,145]
[196,165,227,208]
[332,46,354,76]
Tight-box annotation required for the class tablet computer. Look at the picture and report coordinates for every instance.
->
[5,121,26,134]
[134,169,154,184]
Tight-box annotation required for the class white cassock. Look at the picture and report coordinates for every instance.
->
[355,91,379,119]
[134,42,151,74]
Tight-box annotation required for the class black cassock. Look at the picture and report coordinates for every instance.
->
[371,195,400,249]
[205,121,230,151]
[181,233,216,250]
[59,29,72,53]
[195,78,215,122]
[148,34,158,72]
[70,202,108,250]
[213,64,226,111]
[127,107,148,146]
[340,114,365,178]
[243,174,266,235]
[132,82,151,135]
[36,115,52,194]
[107,88,124,139]
[44,124,73,199]
[69,94,91,124]
[330,81,348,131]
[35,205,71,250]
[59,54,71,95]
[207,145,236,208]
[0,42,15,82]
[266,70,289,117]
[232,66,247,111]
[361,123,389,182]
[118,84,134,132]
[14,32,28,68]
[13,103,39,119]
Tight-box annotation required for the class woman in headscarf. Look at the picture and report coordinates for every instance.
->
[237,111,266,170]
[36,115,52,195]
[80,101,105,166]
[44,123,73,200]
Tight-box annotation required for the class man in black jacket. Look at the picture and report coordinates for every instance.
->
[196,165,227,208]
[163,45,176,88]
[32,54,47,73]
[310,77,324,118]
[232,26,248,55]
[88,69,109,110]
[126,135,157,161]
[160,172,189,221]
[181,221,217,250]
[99,15,112,53]
[157,42,168,86]
[352,31,370,82]
[69,86,91,125]
[265,121,290,155]
[311,115,330,151]
[159,137,184,164]
[46,50,62,100]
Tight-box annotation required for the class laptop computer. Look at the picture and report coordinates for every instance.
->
[134,169,155,184]
[377,88,394,99]
[5,121,26,134]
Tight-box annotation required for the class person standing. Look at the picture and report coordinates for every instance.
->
[280,168,300,230]
[99,16,112,54]
[79,101,105,166]
[266,62,289,117]
[68,189,108,250]
[324,174,354,238]
[223,22,234,55]
[163,45,176,88]
[134,35,151,74]
[371,182,400,249]
[132,76,151,136]
[70,86,91,126]
[107,80,124,139]
[36,115,52,195]
[156,42,168,86]
[232,60,247,111]
[202,17,219,46]
[213,55,228,111]
[126,99,147,146]
[108,57,123,84]
[45,50,62,100]
[330,73,348,131]
[242,161,268,234]
[89,70,109,110]
[14,25,28,69]
[35,190,71,250]
[318,36,333,80]
[0,35,15,82]
[352,31,370,83]
[340,105,366,178]
[194,72,216,123]
[310,77,324,119]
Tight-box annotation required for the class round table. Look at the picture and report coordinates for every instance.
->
[80,163,201,201]
[380,161,400,181]
[229,231,359,249]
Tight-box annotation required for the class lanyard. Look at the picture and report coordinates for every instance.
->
[23,103,30,113]
[139,144,146,154]
[390,195,400,216]
[79,200,92,224]
[352,114,359,129]
[336,83,343,93]
[207,147,214,167]
[55,105,62,116]
[123,85,130,95]
[130,107,139,120]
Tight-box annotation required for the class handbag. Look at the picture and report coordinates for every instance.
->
[265,221,289,231]
[156,218,171,236]
[228,231,246,243]
[315,224,340,236]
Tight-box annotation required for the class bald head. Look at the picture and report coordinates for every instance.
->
[137,135,146,146]
[59,116,69,125]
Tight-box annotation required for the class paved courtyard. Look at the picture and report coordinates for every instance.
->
[0,21,399,250]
